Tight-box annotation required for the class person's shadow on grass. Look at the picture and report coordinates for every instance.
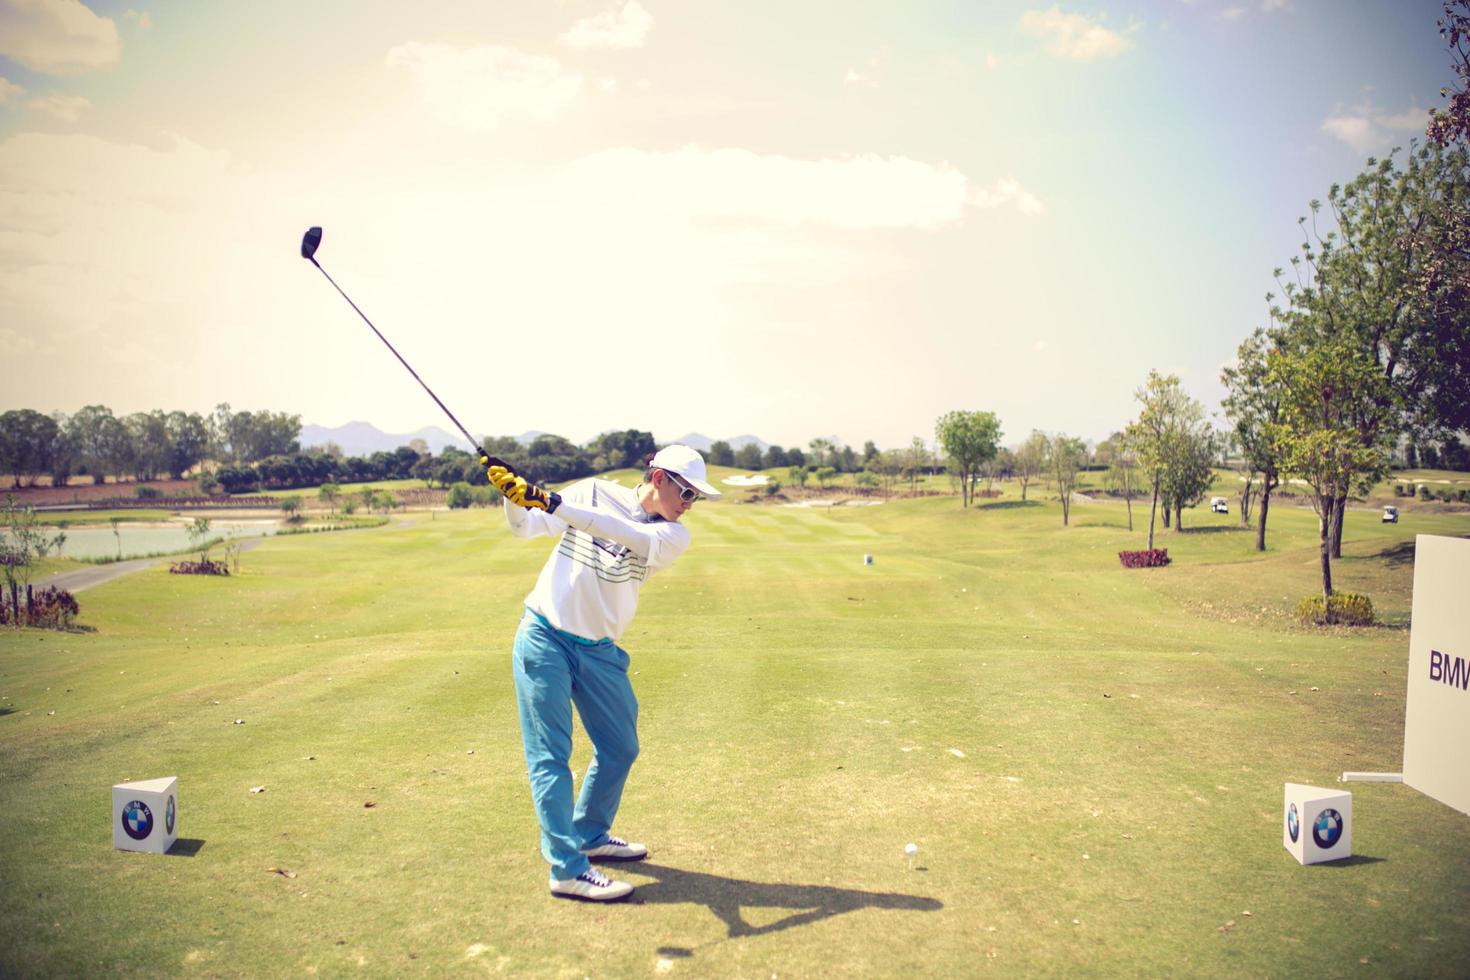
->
[630,862,942,939]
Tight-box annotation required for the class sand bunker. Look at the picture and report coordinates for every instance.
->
[722,474,770,486]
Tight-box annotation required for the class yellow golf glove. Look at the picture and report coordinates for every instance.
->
[481,457,560,513]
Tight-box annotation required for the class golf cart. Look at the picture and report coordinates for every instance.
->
[1210,496,1229,514]
[1382,505,1399,524]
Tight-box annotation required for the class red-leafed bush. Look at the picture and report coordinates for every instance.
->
[0,586,80,629]
[169,560,230,576]
[1118,549,1171,568]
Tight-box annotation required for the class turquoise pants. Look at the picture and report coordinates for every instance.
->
[512,609,640,880]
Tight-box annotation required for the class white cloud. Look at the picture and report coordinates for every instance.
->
[560,0,653,50]
[28,92,90,120]
[563,146,1044,229]
[125,8,152,29]
[1321,104,1429,154]
[0,0,120,74]
[386,42,583,132]
[843,48,889,88]
[969,177,1046,215]
[0,76,25,101]
[1020,6,1135,61]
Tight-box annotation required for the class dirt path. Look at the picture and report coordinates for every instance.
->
[34,538,265,594]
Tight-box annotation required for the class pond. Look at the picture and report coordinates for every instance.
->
[7,520,288,561]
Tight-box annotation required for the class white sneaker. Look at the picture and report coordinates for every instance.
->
[581,835,648,861]
[548,867,634,902]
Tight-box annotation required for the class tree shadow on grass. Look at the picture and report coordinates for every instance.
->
[1373,540,1416,569]
[630,862,942,940]
[1175,525,1250,534]
[978,500,1041,511]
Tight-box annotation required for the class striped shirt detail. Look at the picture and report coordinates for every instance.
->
[558,528,649,584]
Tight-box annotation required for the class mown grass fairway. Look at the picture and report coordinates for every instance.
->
[2,494,1468,977]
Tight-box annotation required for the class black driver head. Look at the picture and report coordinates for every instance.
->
[301,226,323,260]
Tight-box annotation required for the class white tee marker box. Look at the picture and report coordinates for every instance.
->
[113,777,178,854]
[1283,783,1351,865]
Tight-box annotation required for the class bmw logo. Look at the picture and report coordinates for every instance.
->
[166,795,176,835]
[122,800,154,841]
[1286,803,1299,843]
[1313,808,1343,849]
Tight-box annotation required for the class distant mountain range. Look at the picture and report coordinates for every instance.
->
[671,433,769,453]
[301,423,770,457]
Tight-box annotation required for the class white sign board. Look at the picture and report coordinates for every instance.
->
[1403,535,1470,817]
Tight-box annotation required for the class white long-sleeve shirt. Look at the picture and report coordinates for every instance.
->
[504,477,691,643]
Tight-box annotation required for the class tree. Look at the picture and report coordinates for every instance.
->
[2,495,66,623]
[708,440,735,467]
[1014,431,1047,502]
[319,482,341,516]
[935,411,1002,508]
[66,405,126,485]
[280,497,302,523]
[1159,422,1218,532]
[166,411,209,479]
[1107,438,1141,531]
[815,466,837,490]
[1126,371,1196,551]
[1269,340,1391,598]
[1047,434,1087,526]
[867,451,902,499]
[1421,1,1470,344]
[185,517,214,564]
[1222,329,1287,550]
[1275,142,1470,556]
[906,437,929,494]
[984,448,1012,495]
[808,437,834,469]
[787,465,809,489]
[734,443,764,471]
[125,411,170,481]
[0,409,59,487]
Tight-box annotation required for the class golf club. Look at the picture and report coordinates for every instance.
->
[299,226,501,464]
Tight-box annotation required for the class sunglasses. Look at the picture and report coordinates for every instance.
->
[663,470,702,503]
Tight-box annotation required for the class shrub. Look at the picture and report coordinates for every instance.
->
[1295,592,1374,626]
[1458,489,1470,503]
[0,586,79,629]
[1418,484,1433,500]
[198,473,221,496]
[447,482,473,509]
[763,480,782,496]
[134,485,161,500]
[168,559,229,576]
[1118,549,1171,568]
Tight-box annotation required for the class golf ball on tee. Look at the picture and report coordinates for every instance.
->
[905,843,918,856]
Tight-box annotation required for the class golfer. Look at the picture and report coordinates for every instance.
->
[483,445,719,902]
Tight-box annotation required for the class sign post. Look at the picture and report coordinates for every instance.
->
[1401,535,1470,817]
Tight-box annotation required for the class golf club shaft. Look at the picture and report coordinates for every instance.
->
[306,256,482,455]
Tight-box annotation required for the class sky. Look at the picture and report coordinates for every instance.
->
[0,0,1456,452]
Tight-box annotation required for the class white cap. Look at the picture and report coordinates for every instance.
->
[649,444,721,498]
